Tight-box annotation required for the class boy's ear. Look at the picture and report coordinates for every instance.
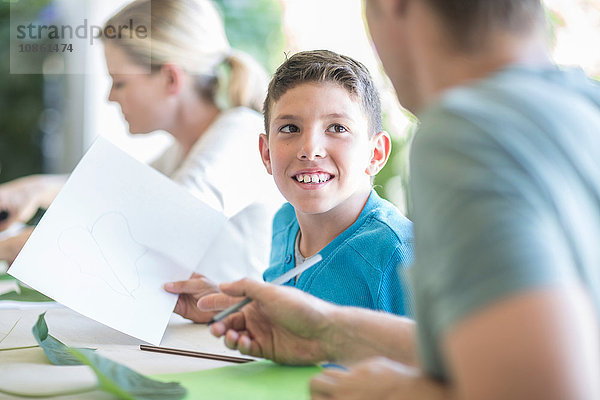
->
[258,134,273,175]
[365,131,392,176]
[160,63,183,95]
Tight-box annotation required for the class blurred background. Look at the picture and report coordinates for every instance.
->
[1,0,599,216]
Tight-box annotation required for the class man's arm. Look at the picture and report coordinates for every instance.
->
[327,306,418,366]
[443,285,600,400]
[308,285,599,400]
[201,278,419,366]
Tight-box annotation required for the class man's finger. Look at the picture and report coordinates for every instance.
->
[222,310,248,331]
[224,329,241,350]
[197,293,243,311]
[219,277,271,298]
[309,372,341,396]
[237,334,263,358]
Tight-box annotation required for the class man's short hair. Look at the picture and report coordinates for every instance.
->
[423,0,545,50]
[263,50,382,137]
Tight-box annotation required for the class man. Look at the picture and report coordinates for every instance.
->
[198,1,600,399]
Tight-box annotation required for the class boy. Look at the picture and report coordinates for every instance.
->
[165,50,413,318]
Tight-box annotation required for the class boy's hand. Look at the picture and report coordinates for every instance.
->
[200,278,336,365]
[164,273,221,323]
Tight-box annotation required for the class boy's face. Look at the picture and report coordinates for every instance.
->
[260,82,386,216]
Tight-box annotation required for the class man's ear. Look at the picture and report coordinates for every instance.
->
[259,134,273,175]
[371,0,409,17]
[386,0,410,16]
[160,63,184,95]
[366,131,392,176]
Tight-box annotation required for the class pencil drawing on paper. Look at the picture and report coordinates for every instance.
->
[57,211,149,298]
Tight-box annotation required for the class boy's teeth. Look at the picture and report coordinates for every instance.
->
[296,173,331,183]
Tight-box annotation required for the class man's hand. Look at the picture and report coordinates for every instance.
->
[199,278,338,365]
[164,273,222,323]
[310,357,450,400]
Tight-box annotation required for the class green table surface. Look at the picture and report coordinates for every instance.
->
[155,360,322,400]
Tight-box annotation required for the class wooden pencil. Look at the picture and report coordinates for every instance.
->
[139,344,255,364]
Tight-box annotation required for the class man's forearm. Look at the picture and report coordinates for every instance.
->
[325,307,419,366]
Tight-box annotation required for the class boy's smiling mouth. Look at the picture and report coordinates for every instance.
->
[294,173,334,184]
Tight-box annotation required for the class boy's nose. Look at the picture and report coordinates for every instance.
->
[298,132,326,160]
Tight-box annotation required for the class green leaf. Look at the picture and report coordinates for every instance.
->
[0,282,54,302]
[32,312,83,365]
[70,348,187,400]
[0,272,15,281]
[32,313,187,400]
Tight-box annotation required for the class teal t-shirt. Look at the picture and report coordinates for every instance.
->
[410,65,600,380]
[264,190,414,316]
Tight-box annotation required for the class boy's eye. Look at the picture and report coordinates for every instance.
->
[280,124,299,133]
[112,82,124,90]
[326,124,348,133]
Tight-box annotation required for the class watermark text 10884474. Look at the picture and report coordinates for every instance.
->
[18,43,73,53]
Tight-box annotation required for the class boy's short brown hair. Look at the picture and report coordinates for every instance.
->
[263,50,382,137]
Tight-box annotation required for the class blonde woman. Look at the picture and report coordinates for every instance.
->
[0,0,282,283]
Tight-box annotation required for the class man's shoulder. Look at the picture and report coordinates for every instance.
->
[421,66,600,135]
[415,65,600,171]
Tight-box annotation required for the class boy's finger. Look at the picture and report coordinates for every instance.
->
[163,277,212,294]
[163,281,186,293]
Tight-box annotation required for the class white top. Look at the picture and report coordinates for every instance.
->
[151,107,284,282]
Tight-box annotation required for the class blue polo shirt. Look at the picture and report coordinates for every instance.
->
[263,190,414,316]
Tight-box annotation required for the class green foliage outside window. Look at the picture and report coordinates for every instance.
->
[212,0,285,73]
[0,0,50,183]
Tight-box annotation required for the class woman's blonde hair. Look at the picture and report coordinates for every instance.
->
[103,0,267,112]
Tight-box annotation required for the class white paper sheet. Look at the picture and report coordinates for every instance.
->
[8,138,227,345]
